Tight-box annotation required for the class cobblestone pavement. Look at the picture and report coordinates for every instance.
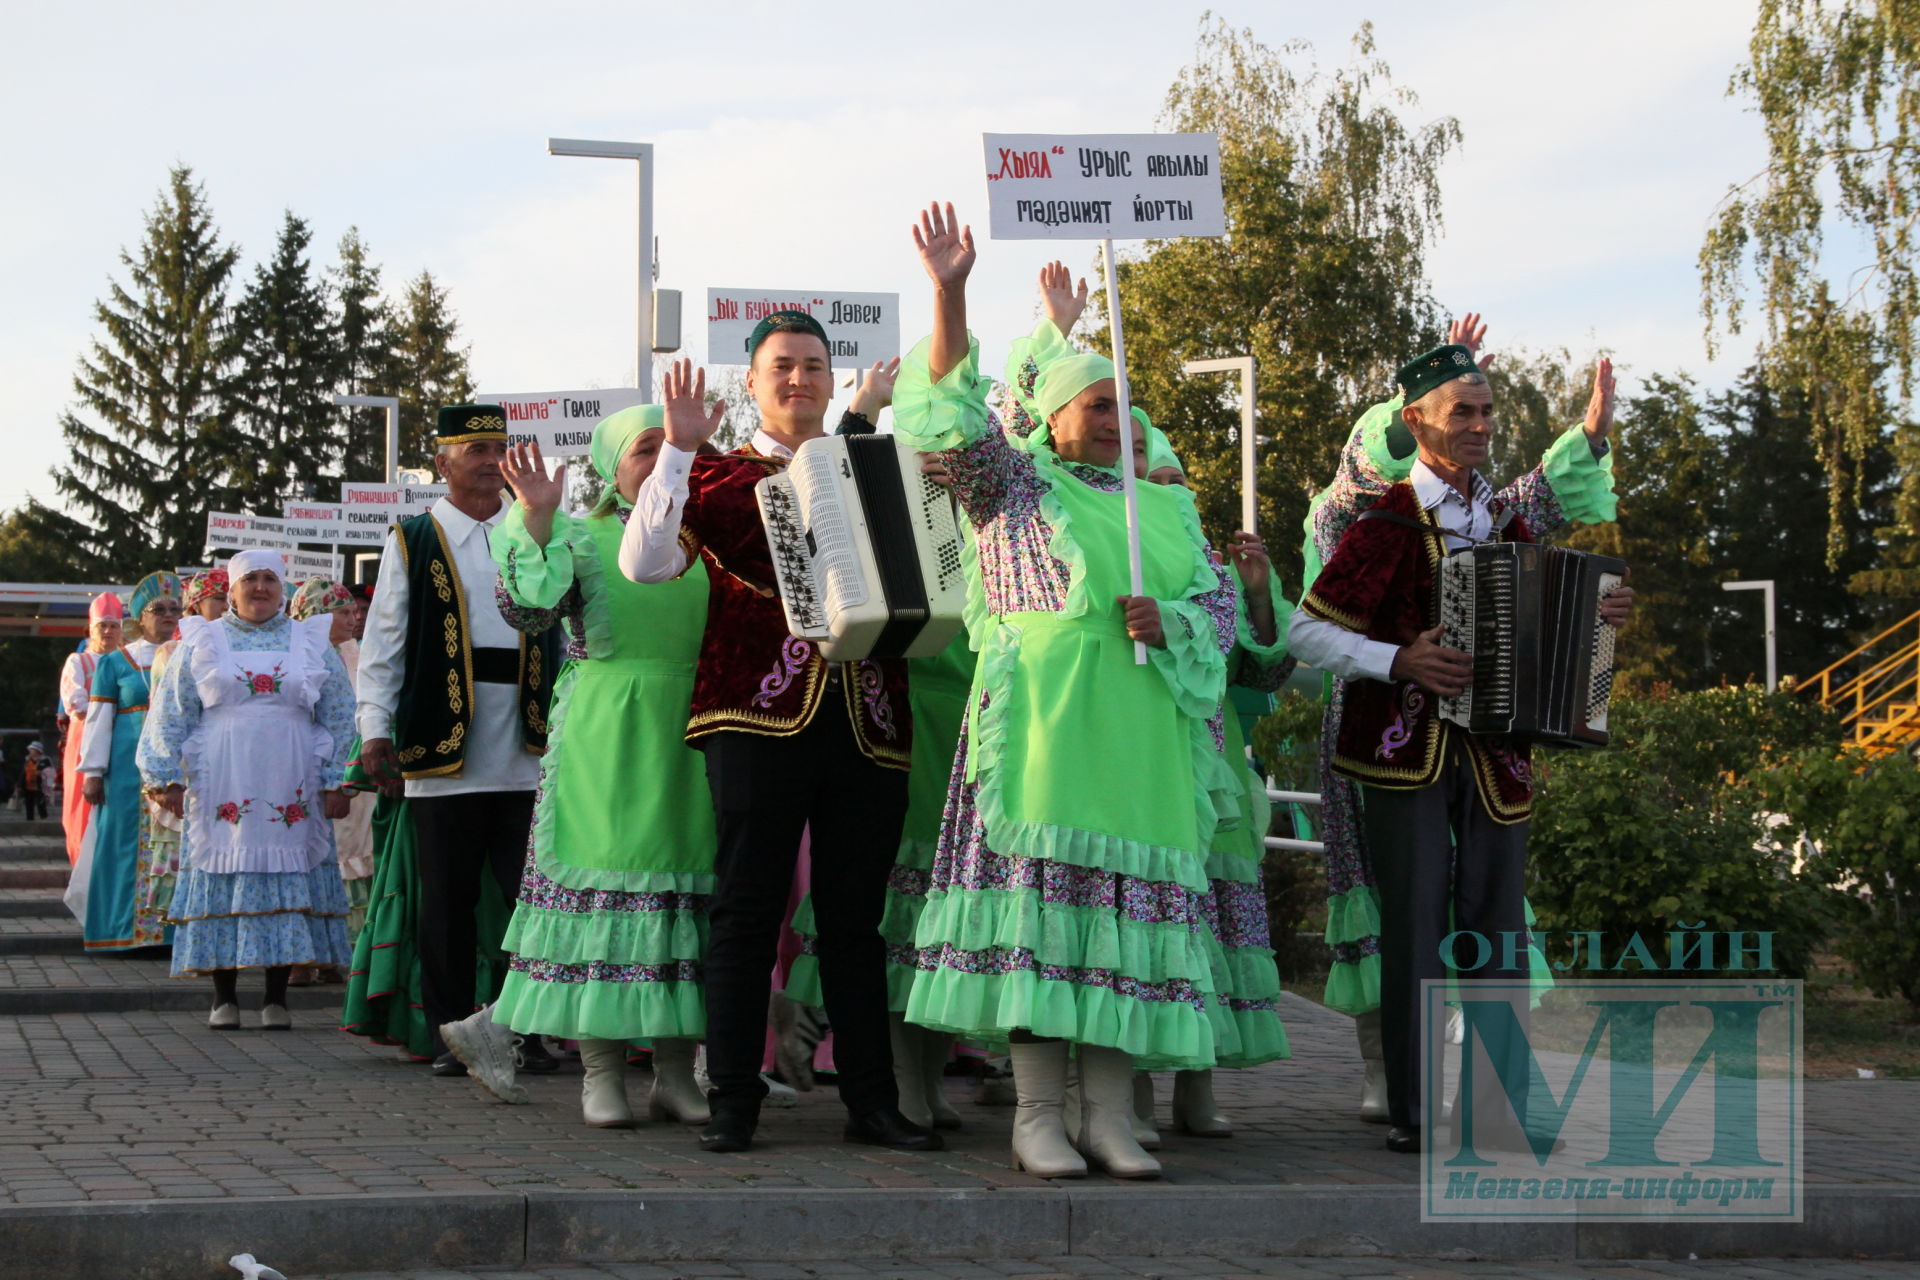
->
[293,1256,1920,1279]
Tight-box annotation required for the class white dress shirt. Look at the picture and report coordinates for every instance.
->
[1287,461,1494,684]
[78,639,158,777]
[619,429,796,584]
[354,496,541,798]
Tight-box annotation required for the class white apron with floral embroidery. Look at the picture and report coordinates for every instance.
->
[179,615,335,875]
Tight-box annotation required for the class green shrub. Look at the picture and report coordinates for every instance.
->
[1760,749,1920,1016]
[1527,684,1843,979]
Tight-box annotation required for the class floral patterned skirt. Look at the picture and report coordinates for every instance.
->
[168,859,351,976]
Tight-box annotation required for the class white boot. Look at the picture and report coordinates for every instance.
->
[647,1038,710,1125]
[1171,1069,1233,1138]
[1007,1040,1086,1178]
[1076,1046,1161,1179]
[1130,1072,1163,1149]
[578,1038,635,1129]
[889,1013,933,1130]
[921,1029,962,1130]
[1356,1009,1389,1124]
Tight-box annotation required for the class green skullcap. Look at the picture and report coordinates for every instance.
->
[590,404,667,492]
[747,309,829,360]
[1395,343,1480,404]
[1033,352,1115,423]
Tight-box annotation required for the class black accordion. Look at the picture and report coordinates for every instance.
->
[1436,542,1625,748]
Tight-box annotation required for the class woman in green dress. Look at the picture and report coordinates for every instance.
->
[893,206,1277,1179]
[441,406,715,1130]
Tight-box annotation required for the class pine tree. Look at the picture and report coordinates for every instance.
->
[229,211,343,511]
[330,227,393,483]
[51,165,242,576]
[385,270,475,467]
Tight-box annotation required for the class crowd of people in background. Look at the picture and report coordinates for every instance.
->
[46,200,1632,1175]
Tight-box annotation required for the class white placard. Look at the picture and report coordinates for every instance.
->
[285,550,344,581]
[476,390,651,457]
[981,133,1225,240]
[339,483,404,545]
[281,500,343,545]
[399,483,447,511]
[204,512,295,552]
[706,289,900,366]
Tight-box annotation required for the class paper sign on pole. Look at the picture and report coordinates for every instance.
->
[476,390,650,457]
[706,289,900,366]
[281,501,343,545]
[981,133,1225,240]
[286,550,344,581]
[398,483,447,511]
[204,512,296,552]
[339,483,404,546]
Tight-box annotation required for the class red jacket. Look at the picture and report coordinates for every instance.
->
[680,445,910,769]
[1300,482,1534,823]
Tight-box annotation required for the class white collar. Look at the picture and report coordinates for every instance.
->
[1410,459,1491,512]
[750,429,795,460]
[429,495,506,546]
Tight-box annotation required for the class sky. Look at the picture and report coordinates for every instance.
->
[0,0,1771,517]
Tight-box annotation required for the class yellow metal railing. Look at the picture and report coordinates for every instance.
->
[1800,609,1920,756]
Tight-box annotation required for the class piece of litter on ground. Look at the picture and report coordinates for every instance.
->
[229,1253,287,1280]
[1858,1068,1878,1079]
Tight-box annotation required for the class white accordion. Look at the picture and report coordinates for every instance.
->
[754,435,968,661]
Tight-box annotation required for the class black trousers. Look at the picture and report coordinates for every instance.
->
[1362,736,1531,1132]
[411,789,534,1036]
[22,789,47,821]
[701,707,908,1115]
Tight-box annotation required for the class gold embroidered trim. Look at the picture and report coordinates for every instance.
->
[435,721,466,756]
[430,560,454,604]
[446,668,464,715]
[1300,589,1365,633]
[1465,738,1533,825]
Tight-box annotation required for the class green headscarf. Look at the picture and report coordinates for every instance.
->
[1033,353,1115,424]
[127,570,182,620]
[1145,420,1183,476]
[590,404,667,507]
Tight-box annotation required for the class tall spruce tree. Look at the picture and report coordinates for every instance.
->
[329,227,394,483]
[51,165,242,576]
[229,211,344,511]
[385,270,475,467]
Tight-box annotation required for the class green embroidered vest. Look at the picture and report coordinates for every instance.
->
[391,512,562,779]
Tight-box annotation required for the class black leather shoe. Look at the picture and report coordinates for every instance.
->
[515,1034,560,1074]
[1385,1125,1421,1154]
[699,1108,758,1153]
[432,1052,469,1078]
[843,1107,944,1151]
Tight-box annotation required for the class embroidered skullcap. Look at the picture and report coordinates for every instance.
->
[1395,343,1481,405]
[182,569,229,612]
[435,404,509,446]
[88,592,125,625]
[746,310,829,361]
[227,549,287,585]
[590,404,667,493]
[289,576,353,621]
[127,571,182,619]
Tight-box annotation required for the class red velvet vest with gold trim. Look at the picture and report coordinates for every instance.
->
[1299,482,1534,823]
[680,445,911,769]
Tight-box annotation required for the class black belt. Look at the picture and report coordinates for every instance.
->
[471,646,519,685]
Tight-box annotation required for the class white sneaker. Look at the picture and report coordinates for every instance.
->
[208,1003,241,1031]
[440,1007,529,1105]
[258,1003,293,1031]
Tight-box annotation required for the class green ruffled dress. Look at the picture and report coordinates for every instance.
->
[487,504,714,1041]
[894,336,1237,1069]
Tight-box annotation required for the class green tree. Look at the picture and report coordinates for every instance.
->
[1700,0,1920,574]
[229,211,344,511]
[1089,17,1460,578]
[48,165,242,576]
[384,270,475,468]
[329,227,394,484]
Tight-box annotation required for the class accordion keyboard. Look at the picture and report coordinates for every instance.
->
[919,471,966,594]
[759,481,825,631]
[1586,570,1622,730]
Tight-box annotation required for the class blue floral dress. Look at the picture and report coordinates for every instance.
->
[139,612,356,974]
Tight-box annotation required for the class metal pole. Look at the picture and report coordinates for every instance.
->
[637,151,655,402]
[1721,579,1779,693]
[1239,361,1257,535]
[386,402,399,485]
[1099,237,1148,667]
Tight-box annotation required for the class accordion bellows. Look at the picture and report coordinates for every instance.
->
[1437,543,1625,748]
[755,435,968,661]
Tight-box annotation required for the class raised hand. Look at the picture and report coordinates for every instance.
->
[1226,531,1270,600]
[913,201,976,291]
[1039,260,1089,335]
[1584,357,1617,442]
[663,358,727,451]
[1391,625,1473,698]
[848,357,903,420]
[503,441,565,516]
[1448,311,1496,373]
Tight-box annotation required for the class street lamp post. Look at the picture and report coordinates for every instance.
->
[1722,579,1779,692]
[332,394,401,485]
[1182,356,1258,534]
[547,137,656,401]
